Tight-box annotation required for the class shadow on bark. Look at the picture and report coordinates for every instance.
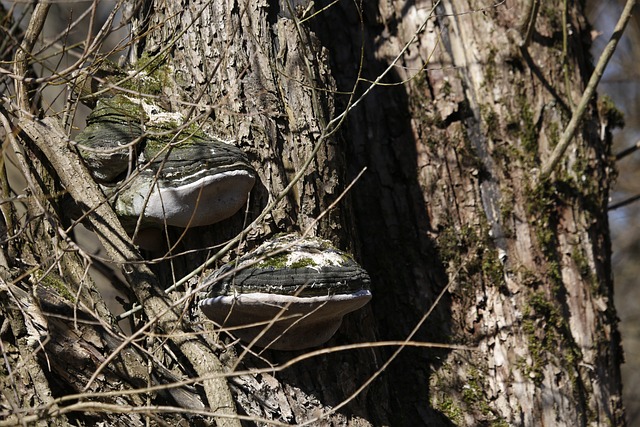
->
[307,2,455,424]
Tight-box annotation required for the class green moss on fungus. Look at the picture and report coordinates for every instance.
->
[257,254,290,269]
[125,52,173,96]
[99,94,147,121]
[289,257,317,269]
[96,52,173,99]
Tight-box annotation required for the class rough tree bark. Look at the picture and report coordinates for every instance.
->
[0,0,626,426]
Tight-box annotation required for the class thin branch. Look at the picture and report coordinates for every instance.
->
[0,401,287,427]
[608,193,640,211]
[615,139,640,160]
[539,0,637,181]
[311,285,458,423]
[328,0,441,129]
[517,0,540,49]
[13,1,51,113]
[12,338,471,417]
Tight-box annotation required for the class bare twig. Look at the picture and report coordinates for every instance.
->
[608,193,640,211]
[517,0,540,49]
[13,1,51,113]
[0,401,287,427]
[615,139,640,160]
[297,261,463,425]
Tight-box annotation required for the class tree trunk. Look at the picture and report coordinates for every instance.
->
[0,0,626,426]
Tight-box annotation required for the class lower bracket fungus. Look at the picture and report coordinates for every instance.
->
[199,234,372,351]
[76,95,256,235]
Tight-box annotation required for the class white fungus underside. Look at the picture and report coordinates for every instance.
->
[199,290,372,350]
[129,169,254,227]
[201,289,372,307]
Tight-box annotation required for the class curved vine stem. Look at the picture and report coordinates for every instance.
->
[539,0,637,181]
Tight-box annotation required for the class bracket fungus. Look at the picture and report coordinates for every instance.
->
[75,95,143,183]
[199,234,372,350]
[111,137,255,228]
[76,95,256,232]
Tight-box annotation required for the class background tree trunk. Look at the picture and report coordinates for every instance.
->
[0,0,626,425]
[316,1,626,425]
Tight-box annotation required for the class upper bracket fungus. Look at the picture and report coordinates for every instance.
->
[75,95,256,235]
[111,135,256,229]
[199,234,372,350]
[75,95,144,183]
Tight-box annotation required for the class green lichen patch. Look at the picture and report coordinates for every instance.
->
[520,289,582,387]
[92,94,148,123]
[517,92,538,158]
[571,246,601,295]
[520,178,590,390]
[572,247,591,280]
[78,52,174,103]
[462,367,507,422]
[597,95,625,130]
[96,93,209,159]
[437,224,482,270]
[498,187,515,237]
[524,181,563,284]
[484,48,497,85]
[254,254,322,270]
[434,395,464,425]
[481,104,499,140]
[436,211,507,294]
[33,270,75,302]
[254,249,344,270]
[432,362,509,425]
[481,246,505,290]
[461,367,484,406]
[521,299,556,385]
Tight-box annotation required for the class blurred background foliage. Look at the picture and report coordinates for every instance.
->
[587,1,640,424]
